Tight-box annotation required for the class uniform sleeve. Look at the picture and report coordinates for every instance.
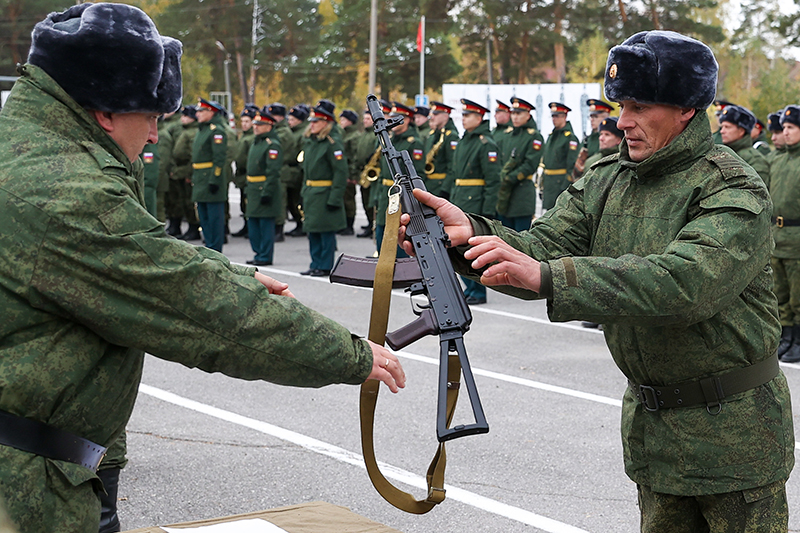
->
[266,139,283,198]
[328,140,349,207]
[212,126,228,187]
[27,179,372,387]
[565,132,580,174]
[480,140,502,216]
[516,132,544,178]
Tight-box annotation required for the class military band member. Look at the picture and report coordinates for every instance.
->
[192,98,229,252]
[424,101,459,198]
[245,109,282,266]
[540,102,579,210]
[339,109,361,236]
[232,104,260,239]
[718,104,769,186]
[414,105,431,138]
[300,105,348,275]
[768,110,786,162]
[492,99,513,149]
[495,97,543,232]
[582,99,613,158]
[170,105,202,240]
[284,104,309,237]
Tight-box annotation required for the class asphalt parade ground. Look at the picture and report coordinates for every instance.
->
[118,188,800,532]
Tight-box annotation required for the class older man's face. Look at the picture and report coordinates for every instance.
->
[617,100,695,162]
[720,121,746,145]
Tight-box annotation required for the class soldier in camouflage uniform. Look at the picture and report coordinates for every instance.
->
[339,109,361,236]
[540,102,579,210]
[423,101,459,198]
[580,99,613,159]
[718,104,770,186]
[284,104,309,237]
[170,106,202,241]
[573,116,623,182]
[0,6,405,532]
[231,104,260,239]
[767,110,785,163]
[403,31,793,532]
[711,99,734,145]
[751,119,771,157]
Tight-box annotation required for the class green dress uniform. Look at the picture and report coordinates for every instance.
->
[492,123,514,157]
[341,122,362,227]
[245,127,282,264]
[582,129,600,158]
[272,119,292,227]
[301,125,348,272]
[140,142,161,218]
[725,134,770,188]
[234,127,255,221]
[0,64,375,533]
[457,111,794,500]
[282,121,306,233]
[495,116,544,231]
[541,121,580,210]
[192,112,229,251]
[372,126,425,254]
[423,117,459,196]
[169,120,200,228]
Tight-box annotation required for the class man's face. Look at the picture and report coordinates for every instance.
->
[240,116,253,132]
[551,113,567,129]
[393,116,410,135]
[180,115,195,125]
[196,107,214,123]
[511,110,530,128]
[430,111,449,130]
[750,125,761,140]
[598,130,622,151]
[494,109,510,125]
[287,115,302,128]
[783,123,800,146]
[414,114,428,127]
[111,112,160,162]
[253,122,272,135]
[772,130,786,150]
[589,112,608,131]
[462,112,483,132]
[339,116,354,129]
[309,119,327,135]
[363,114,374,129]
[720,121,746,145]
[617,100,695,162]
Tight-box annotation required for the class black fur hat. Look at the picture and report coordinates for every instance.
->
[240,103,259,118]
[181,105,197,120]
[718,105,756,132]
[340,109,358,124]
[289,104,309,121]
[598,117,623,139]
[28,3,182,114]
[780,106,800,128]
[604,30,718,110]
[768,111,783,132]
[268,103,287,117]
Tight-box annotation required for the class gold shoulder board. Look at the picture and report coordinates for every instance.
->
[479,135,489,144]
[408,136,415,142]
[564,131,571,137]
[527,128,536,134]
[210,124,217,130]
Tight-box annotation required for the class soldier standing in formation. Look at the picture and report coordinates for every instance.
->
[244,109,282,266]
[268,103,290,241]
[168,105,202,240]
[718,104,770,186]
[450,98,501,305]
[424,101,459,198]
[232,104,260,239]
[492,99,513,149]
[495,97,543,232]
[540,102,579,210]
[155,113,176,222]
[769,105,800,363]
[139,132,163,218]
[711,99,733,144]
[339,109,361,236]
[355,108,378,238]
[192,98,229,252]
[768,111,786,163]
[284,104,309,237]
[581,99,613,159]
[751,118,771,157]
[414,105,431,138]
[300,105,348,276]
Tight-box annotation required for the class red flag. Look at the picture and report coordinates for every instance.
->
[416,19,423,52]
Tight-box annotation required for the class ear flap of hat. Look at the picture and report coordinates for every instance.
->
[153,37,183,113]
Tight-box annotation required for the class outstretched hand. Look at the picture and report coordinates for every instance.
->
[463,235,542,293]
[398,189,474,255]
[366,340,406,393]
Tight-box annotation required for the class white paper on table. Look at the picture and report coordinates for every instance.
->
[161,518,289,533]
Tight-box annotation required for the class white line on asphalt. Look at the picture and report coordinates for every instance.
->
[139,383,591,533]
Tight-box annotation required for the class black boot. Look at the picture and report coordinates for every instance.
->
[97,467,121,533]
[179,224,201,241]
[232,220,248,238]
[778,325,794,359]
[781,325,800,363]
[286,222,306,237]
[165,218,183,237]
[275,224,285,242]
[338,218,355,236]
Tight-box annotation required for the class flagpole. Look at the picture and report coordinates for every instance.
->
[419,15,425,98]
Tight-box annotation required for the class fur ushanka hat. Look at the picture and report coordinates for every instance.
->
[718,105,756,132]
[604,30,718,110]
[780,105,800,128]
[28,3,182,114]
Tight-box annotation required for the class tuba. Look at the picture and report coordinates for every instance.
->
[359,147,382,188]
[424,130,446,175]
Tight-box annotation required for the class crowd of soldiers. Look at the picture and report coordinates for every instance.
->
[141,91,800,330]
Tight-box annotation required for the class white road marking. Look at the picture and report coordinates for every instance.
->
[139,383,591,533]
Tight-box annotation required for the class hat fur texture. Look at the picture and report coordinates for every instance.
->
[604,30,718,110]
[719,105,756,132]
[781,106,800,128]
[28,3,182,114]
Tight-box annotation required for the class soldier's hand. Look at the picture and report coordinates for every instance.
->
[254,272,295,298]
[399,189,473,256]
[463,235,542,293]
[365,340,406,393]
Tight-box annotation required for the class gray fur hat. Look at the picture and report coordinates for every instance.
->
[718,105,756,132]
[28,3,182,114]
[604,30,718,110]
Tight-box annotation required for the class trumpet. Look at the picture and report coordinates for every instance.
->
[424,130,446,175]
[359,147,382,188]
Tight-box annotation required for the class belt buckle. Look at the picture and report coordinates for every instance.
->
[638,385,661,412]
[777,216,785,228]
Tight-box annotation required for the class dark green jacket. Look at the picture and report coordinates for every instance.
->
[281,122,306,189]
[156,120,174,194]
[245,128,283,219]
[459,111,792,496]
[495,117,543,217]
[373,126,425,225]
[769,141,800,259]
[753,131,771,157]
[342,123,362,184]
[541,121,580,210]
[191,113,228,203]
[234,128,255,189]
[139,142,161,217]
[449,120,501,217]
[423,117,459,196]
[171,121,199,183]
[0,64,373,533]
[301,129,348,232]
[582,130,600,158]
[726,134,770,188]
[492,122,513,155]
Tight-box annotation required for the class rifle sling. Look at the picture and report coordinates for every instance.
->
[360,201,461,514]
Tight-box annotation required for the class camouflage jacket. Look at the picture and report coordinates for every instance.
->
[726,134,770,188]
[0,65,372,532]
[458,111,793,495]
[769,141,800,259]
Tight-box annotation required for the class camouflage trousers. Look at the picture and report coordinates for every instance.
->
[638,481,788,533]
[771,257,800,326]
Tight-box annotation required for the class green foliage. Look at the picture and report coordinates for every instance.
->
[0,0,73,78]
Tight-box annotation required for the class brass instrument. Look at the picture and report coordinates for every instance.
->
[359,147,382,188]
[424,130,446,175]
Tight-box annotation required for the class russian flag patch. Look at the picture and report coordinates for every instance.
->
[488,151,497,163]
[269,149,279,160]
[450,140,458,149]
[569,140,578,150]
[142,152,154,163]
[334,150,343,160]
[214,134,224,144]
[413,149,423,160]
[533,139,542,151]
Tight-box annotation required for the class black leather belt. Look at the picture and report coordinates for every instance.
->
[628,354,779,414]
[772,216,800,228]
[0,410,106,471]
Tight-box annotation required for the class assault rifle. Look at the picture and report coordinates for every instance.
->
[331,94,488,442]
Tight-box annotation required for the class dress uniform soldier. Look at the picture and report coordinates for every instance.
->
[769,105,800,362]
[424,101,459,197]
[414,105,431,138]
[245,109,283,266]
[192,98,229,252]
[315,98,342,142]
[232,104,260,238]
[171,105,202,241]
[751,118,771,156]
[492,99,513,150]
[768,110,786,163]
[372,102,425,255]
[451,98,501,305]
[356,109,378,238]
[582,99,613,158]
[300,105,348,276]
[339,109,361,235]
[284,104,309,237]
[268,103,290,241]
[495,96,543,232]
[540,102,579,210]
[719,104,770,186]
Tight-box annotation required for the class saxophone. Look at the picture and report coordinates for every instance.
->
[424,130,446,175]
[359,147,382,188]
